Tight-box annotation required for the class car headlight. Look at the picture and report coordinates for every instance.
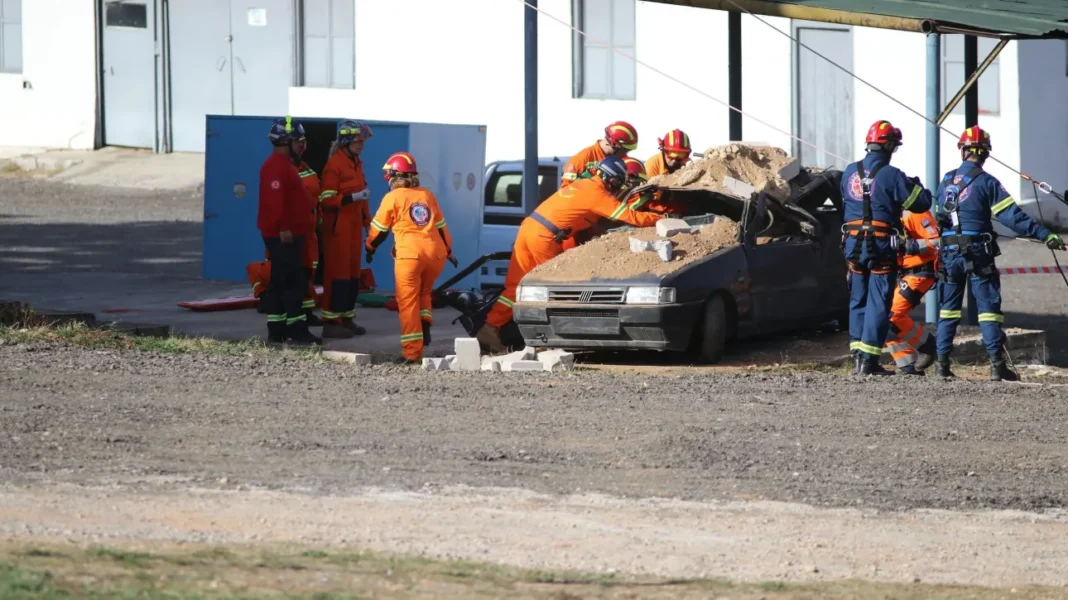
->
[624,286,676,304]
[516,285,548,302]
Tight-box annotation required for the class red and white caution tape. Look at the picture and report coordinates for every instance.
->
[999,266,1068,275]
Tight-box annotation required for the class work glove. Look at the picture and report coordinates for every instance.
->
[340,194,354,206]
[1045,233,1066,251]
[354,189,371,201]
[365,248,375,263]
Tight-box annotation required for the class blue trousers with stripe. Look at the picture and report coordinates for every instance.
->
[844,236,896,357]
[936,249,1004,357]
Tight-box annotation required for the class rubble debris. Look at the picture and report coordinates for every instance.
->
[481,356,502,371]
[650,143,800,200]
[655,218,690,238]
[629,236,653,253]
[322,350,372,366]
[504,360,546,372]
[538,349,575,372]
[722,176,755,199]
[452,338,481,371]
[422,357,449,371]
[778,158,802,182]
[529,218,740,281]
[652,239,674,262]
[444,354,457,370]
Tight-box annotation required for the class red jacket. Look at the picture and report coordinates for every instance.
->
[257,151,311,237]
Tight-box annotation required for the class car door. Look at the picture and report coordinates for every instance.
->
[742,196,826,328]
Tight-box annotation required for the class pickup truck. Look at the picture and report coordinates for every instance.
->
[511,170,851,363]
[479,157,566,289]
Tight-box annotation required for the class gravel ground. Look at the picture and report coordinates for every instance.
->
[3,341,1067,511]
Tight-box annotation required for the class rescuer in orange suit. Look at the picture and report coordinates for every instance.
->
[318,119,373,339]
[476,155,665,353]
[365,152,457,363]
[885,210,940,374]
[560,120,639,187]
[256,116,321,345]
[644,129,692,178]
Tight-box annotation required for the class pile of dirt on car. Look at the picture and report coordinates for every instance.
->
[650,142,801,200]
[528,218,741,281]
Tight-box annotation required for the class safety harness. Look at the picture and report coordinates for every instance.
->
[529,212,572,244]
[937,165,996,277]
[841,162,896,271]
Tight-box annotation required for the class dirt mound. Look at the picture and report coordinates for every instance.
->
[528,218,741,281]
[650,143,798,199]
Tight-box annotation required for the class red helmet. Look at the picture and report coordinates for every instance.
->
[622,157,648,183]
[604,121,639,151]
[864,120,903,146]
[658,129,692,158]
[957,126,992,154]
[382,151,418,181]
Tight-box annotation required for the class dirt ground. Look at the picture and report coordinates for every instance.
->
[5,176,1068,592]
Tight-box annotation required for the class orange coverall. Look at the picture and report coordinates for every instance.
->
[561,142,606,187]
[246,160,321,308]
[486,178,665,328]
[366,186,452,361]
[319,151,371,322]
[644,153,671,178]
[884,210,940,369]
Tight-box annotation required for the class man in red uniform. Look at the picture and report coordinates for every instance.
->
[257,117,321,345]
[476,155,665,353]
[319,120,373,339]
[366,152,457,363]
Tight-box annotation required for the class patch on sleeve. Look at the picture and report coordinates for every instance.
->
[270,180,281,190]
[921,218,930,227]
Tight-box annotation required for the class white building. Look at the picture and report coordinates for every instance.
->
[1,0,1066,220]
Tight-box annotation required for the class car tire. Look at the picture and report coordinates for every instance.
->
[697,295,728,364]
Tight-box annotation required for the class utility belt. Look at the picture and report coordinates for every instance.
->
[937,231,998,278]
[529,212,573,244]
[841,219,901,272]
[899,264,936,278]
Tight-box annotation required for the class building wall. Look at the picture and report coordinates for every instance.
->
[0,0,97,149]
[289,0,794,164]
[1018,39,1068,229]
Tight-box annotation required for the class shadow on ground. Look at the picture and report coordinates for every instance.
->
[0,221,202,279]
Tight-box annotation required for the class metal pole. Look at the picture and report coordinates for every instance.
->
[963,34,979,326]
[523,0,539,218]
[925,32,941,326]
[728,11,742,141]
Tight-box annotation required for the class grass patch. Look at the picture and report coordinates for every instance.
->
[0,541,1065,600]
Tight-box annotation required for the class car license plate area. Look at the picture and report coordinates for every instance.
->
[548,308,620,335]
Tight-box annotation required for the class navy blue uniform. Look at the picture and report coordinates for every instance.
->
[934,161,1052,357]
[840,151,933,359]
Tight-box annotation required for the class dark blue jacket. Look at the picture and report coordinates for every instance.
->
[934,161,1050,241]
[840,152,932,230]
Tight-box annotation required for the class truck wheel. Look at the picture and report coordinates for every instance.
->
[698,295,728,364]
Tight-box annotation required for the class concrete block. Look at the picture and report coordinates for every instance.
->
[421,357,449,371]
[778,158,802,182]
[444,354,457,370]
[453,337,481,371]
[629,236,653,253]
[723,176,756,199]
[504,360,546,372]
[481,357,502,371]
[538,349,575,371]
[323,350,372,365]
[656,218,690,238]
[651,239,674,262]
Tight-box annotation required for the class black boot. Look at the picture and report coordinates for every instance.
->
[859,355,894,376]
[286,320,323,346]
[267,321,287,344]
[898,363,925,376]
[422,320,432,346]
[851,352,863,376]
[914,337,937,371]
[990,351,1019,382]
[304,311,323,327]
[934,354,955,378]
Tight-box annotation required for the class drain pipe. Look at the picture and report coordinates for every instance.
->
[924,32,941,327]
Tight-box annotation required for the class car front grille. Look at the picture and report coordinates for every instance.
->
[547,288,625,304]
[548,308,619,318]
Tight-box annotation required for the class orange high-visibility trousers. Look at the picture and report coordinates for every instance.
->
[395,256,445,361]
[486,219,563,328]
[885,274,936,367]
[321,207,364,321]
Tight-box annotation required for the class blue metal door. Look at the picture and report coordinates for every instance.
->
[168,0,232,152]
[102,0,157,149]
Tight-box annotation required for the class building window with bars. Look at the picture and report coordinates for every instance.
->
[301,0,355,89]
[0,0,22,73]
[941,34,1001,116]
[572,0,636,100]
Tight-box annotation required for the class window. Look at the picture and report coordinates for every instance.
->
[105,2,147,28]
[301,0,354,89]
[0,0,21,73]
[572,0,636,100]
[941,34,1000,116]
[483,167,560,225]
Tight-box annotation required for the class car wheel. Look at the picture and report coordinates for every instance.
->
[698,295,728,364]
